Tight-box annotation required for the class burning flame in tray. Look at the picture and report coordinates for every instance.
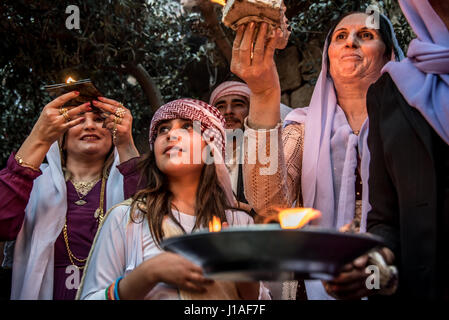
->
[66,76,76,84]
[278,208,322,230]
[209,216,222,232]
[208,208,321,232]
[210,0,226,6]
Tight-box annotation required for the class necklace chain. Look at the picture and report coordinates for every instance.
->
[63,222,87,269]
[64,176,106,269]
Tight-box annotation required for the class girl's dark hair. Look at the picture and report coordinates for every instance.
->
[131,150,246,246]
[325,12,398,69]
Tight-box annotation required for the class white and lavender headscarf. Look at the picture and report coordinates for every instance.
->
[284,14,403,233]
[149,98,235,206]
[283,14,403,300]
[383,0,449,145]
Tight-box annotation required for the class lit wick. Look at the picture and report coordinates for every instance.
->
[209,216,222,232]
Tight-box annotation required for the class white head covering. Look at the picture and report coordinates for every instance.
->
[284,13,403,231]
[11,142,124,299]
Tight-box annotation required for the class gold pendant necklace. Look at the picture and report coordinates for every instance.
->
[64,176,107,269]
[70,176,100,206]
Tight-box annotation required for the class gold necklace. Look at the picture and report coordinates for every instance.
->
[70,176,100,206]
[63,222,87,269]
[63,176,107,269]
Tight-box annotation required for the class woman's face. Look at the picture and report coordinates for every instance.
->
[328,13,389,82]
[154,118,207,178]
[65,111,112,160]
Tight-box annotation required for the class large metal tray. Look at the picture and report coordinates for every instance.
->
[161,225,384,281]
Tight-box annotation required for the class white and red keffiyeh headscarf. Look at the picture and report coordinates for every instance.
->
[209,81,251,106]
[149,98,234,205]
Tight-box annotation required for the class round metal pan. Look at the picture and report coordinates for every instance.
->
[160,225,385,281]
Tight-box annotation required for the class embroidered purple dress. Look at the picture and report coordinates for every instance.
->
[0,153,144,300]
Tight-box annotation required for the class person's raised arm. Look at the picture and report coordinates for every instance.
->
[0,92,90,240]
[17,91,90,169]
[231,22,283,130]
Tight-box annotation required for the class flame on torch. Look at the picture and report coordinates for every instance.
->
[278,208,322,230]
[209,216,222,232]
[66,77,76,84]
[210,0,226,6]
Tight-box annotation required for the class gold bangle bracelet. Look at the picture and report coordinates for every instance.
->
[14,154,40,172]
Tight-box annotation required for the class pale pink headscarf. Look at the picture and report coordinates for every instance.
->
[209,81,251,106]
[149,98,235,205]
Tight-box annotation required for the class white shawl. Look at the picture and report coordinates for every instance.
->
[11,141,124,300]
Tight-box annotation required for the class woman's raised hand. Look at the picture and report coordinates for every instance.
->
[231,22,281,94]
[33,91,91,145]
[15,91,91,171]
[231,22,284,129]
[92,97,139,162]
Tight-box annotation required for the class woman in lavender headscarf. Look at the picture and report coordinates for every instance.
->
[232,11,403,300]
[328,0,449,300]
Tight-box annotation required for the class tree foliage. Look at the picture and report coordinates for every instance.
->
[194,0,413,76]
[0,0,414,168]
[287,0,414,50]
[0,0,207,166]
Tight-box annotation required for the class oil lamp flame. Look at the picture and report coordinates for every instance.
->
[278,208,322,230]
[209,216,222,232]
[66,77,76,84]
[210,0,226,6]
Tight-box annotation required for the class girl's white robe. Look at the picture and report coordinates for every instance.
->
[77,205,270,300]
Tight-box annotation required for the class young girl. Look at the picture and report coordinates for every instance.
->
[77,99,269,300]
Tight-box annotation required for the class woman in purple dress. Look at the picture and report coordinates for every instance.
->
[0,91,142,299]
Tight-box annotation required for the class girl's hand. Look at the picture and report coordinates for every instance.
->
[32,91,91,145]
[236,282,260,300]
[118,252,213,300]
[92,97,139,162]
[149,252,214,293]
